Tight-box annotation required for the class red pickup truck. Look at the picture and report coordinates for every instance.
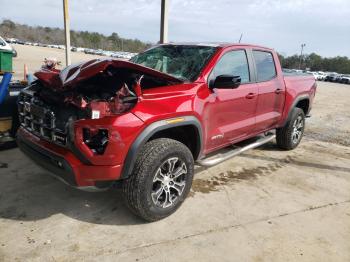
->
[17,43,316,221]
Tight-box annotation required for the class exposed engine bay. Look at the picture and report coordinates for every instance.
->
[36,66,175,117]
[18,59,183,148]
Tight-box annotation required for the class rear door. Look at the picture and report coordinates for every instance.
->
[205,49,258,151]
[252,50,285,131]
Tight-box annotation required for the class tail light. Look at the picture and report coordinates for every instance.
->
[82,128,109,155]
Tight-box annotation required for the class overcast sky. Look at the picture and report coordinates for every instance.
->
[1,0,349,57]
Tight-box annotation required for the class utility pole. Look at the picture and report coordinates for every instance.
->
[160,0,169,43]
[63,0,71,66]
[299,43,306,70]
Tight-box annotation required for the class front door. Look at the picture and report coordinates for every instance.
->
[204,49,258,152]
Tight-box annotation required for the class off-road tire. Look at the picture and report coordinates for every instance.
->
[122,138,194,222]
[276,107,305,150]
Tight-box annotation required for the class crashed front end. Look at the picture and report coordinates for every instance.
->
[17,58,182,189]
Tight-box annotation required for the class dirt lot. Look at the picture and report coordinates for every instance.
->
[0,46,350,261]
[11,44,109,80]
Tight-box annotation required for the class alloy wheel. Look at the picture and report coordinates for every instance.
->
[291,115,304,144]
[151,157,187,208]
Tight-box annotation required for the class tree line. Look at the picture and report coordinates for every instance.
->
[0,19,151,53]
[278,53,350,74]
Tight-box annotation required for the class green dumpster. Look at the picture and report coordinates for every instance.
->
[0,49,13,72]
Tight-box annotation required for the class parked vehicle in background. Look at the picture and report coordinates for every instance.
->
[335,74,344,83]
[17,43,316,221]
[0,36,17,57]
[84,48,94,54]
[312,72,319,80]
[76,47,85,52]
[282,68,295,74]
[306,72,318,80]
[324,73,339,82]
[316,71,326,81]
[4,36,138,59]
[5,37,18,44]
[71,46,86,52]
[341,75,350,84]
[16,40,25,45]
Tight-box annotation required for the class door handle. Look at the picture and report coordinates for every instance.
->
[275,88,283,94]
[245,93,257,99]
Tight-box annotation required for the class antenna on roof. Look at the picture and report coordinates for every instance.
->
[238,33,243,43]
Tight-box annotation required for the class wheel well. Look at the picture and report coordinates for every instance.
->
[295,99,309,115]
[148,125,201,160]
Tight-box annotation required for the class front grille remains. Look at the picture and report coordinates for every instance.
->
[18,91,68,146]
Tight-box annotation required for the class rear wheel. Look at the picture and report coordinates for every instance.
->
[122,138,194,222]
[276,107,305,150]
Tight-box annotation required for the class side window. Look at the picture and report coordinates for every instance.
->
[253,50,276,82]
[209,50,250,85]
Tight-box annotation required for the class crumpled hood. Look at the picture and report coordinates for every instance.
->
[34,58,183,91]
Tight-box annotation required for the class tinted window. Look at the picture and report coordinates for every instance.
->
[253,51,276,81]
[209,50,250,84]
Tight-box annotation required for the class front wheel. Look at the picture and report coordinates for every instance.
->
[122,138,194,222]
[276,108,305,150]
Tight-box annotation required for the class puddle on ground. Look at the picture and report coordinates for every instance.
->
[0,163,8,168]
[190,156,294,196]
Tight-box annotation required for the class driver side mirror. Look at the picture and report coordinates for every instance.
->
[210,75,241,89]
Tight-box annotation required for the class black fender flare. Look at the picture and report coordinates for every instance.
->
[282,94,310,126]
[121,116,203,179]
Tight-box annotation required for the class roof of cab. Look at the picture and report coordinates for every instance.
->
[158,42,274,51]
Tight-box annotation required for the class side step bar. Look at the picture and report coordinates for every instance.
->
[196,134,276,167]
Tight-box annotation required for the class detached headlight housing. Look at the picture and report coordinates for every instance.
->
[83,128,109,155]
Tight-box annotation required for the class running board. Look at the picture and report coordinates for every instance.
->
[196,134,276,167]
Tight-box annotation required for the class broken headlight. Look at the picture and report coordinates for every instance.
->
[83,128,109,155]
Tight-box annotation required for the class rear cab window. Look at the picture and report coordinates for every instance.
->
[208,49,250,86]
[252,50,277,82]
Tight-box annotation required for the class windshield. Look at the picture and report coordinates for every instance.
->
[130,45,218,81]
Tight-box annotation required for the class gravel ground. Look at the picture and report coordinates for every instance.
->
[0,45,349,261]
[11,44,110,80]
